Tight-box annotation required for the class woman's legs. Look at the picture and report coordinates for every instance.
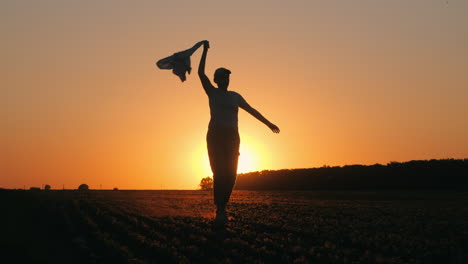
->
[213,157,238,211]
[207,127,240,212]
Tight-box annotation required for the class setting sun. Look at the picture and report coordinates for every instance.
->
[191,135,268,186]
[237,143,258,174]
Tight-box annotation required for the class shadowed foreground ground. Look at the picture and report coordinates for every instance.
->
[1,190,467,263]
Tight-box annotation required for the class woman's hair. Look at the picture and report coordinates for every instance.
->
[214,67,231,84]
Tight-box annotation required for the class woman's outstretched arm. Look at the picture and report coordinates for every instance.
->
[198,40,214,95]
[240,99,280,133]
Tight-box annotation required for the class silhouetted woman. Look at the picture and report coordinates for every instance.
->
[197,40,280,224]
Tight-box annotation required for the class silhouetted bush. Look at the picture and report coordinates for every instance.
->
[199,177,213,191]
[78,184,89,191]
[236,159,468,190]
[44,185,51,190]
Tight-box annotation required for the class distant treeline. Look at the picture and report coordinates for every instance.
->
[235,159,468,190]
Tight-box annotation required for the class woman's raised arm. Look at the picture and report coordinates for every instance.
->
[198,41,214,95]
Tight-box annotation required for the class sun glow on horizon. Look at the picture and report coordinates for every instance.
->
[237,143,259,174]
[191,136,269,185]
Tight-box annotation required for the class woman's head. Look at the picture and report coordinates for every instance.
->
[214,67,231,90]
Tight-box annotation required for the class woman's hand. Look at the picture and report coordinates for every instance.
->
[202,40,210,49]
[268,123,280,134]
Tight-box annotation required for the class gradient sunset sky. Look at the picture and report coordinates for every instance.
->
[2,0,467,190]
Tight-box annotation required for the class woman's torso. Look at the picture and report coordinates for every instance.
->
[208,89,244,129]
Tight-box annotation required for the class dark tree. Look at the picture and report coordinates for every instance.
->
[78,184,89,191]
[199,177,213,191]
[235,159,468,190]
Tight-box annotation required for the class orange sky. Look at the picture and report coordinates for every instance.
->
[2,0,467,190]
